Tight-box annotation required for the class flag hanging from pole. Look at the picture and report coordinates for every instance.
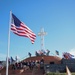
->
[55,50,59,55]
[11,13,36,44]
[63,52,74,59]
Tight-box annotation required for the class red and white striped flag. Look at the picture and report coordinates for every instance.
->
[11,13,36,44]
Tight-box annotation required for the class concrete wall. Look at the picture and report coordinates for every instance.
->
[44,59,75,73]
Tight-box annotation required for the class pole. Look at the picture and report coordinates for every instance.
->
[6,11,12,75]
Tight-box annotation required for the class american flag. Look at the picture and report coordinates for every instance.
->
[11,13,36,44]
[55,50,59,55]
[63,52,74,59]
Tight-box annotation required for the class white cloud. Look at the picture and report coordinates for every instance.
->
[69,48,75,56]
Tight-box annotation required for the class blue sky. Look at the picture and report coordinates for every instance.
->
[0,0,75,61]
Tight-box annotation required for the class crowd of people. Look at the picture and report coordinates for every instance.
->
[8,50,48,72]
[11,57,44,71]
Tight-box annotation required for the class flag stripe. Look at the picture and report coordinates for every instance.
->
[11,24,36,38]
[11,24,36,39]
[21,23,36,37]
[12,30,29,37]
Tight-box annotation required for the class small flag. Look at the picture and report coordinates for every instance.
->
[66,66,72,75]
[11,13,36,44]
[10,56,14,62]
[55,50,59,55]
[63,52,74,59]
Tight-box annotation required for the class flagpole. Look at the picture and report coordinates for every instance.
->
[6,11,12,75]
